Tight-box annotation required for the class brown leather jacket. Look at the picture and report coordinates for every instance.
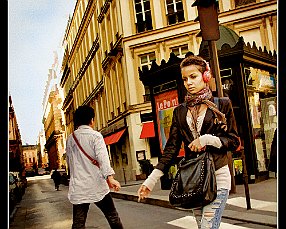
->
[155,97,240,173]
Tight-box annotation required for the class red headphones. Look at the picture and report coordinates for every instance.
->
[202,61,211,83]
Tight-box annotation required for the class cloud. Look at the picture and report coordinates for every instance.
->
[8,0,76,144]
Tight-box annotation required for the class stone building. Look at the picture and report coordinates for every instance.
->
[9,95,24,173]
[42,51,67,171]
[22,144,38,173]
[37,130,49,169]
[43,88,66,170]
[59,0,277,182]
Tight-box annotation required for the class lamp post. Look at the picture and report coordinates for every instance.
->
[208,40,223,97]
[192,0,223,97]
[191,0,249,200]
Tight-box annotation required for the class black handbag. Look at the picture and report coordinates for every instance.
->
[169,151,217,209]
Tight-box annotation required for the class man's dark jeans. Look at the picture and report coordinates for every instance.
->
[72,193,123,229]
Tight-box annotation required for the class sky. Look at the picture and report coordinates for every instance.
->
[8,1,76,145]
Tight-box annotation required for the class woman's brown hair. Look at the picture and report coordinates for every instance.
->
[180,55,207,74]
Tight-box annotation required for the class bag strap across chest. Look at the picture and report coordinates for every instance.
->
[72,132,100,167]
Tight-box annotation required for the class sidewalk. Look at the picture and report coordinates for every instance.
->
[111,177,277,228]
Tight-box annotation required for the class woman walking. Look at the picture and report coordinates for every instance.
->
[137,55,240,229]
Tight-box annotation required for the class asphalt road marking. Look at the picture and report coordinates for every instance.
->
[167,216,252,228]
[227,197,277,212]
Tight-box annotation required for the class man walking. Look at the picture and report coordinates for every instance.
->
[66,105,124,229]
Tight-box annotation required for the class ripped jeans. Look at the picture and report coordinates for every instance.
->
[192,188,229,229]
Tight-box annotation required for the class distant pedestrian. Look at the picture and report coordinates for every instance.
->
[66,105,124,229]
[137,55,240,229]
[51,169,61,191]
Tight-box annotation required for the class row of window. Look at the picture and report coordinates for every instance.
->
[135,0,185,32]
[139,44,188,70]
[24,157,36,164]
[63,0,263,135]
[134,0,256,33]
[68,0,187,84]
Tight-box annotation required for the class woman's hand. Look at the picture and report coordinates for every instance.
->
[188,138,205,152]
[137,185,151,202]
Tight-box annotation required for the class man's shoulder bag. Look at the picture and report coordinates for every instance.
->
[72,132,99,167]
[72,132,112,187]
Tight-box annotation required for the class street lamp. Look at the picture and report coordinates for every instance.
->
[192,0,223,97]
[191,2,251,207]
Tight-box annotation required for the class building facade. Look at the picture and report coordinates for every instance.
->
[42,51,67,171]
[22,145,38,170]
[9,95,24,173]
[37,130,49,169]
[60,0,277,182]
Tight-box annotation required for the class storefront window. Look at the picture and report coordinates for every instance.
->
[245,67,277,172]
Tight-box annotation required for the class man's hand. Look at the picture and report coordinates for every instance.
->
[107,175,121,192]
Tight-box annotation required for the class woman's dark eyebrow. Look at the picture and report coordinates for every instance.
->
[182,72,197,78]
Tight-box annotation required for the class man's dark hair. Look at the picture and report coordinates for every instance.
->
[74,105,95,128]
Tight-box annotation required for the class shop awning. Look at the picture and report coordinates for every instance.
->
[140,121,155,139]
[104,128,126,145]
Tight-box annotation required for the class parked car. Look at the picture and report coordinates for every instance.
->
[9,172,23,214]
[25,168,35,177]
[9,172,26,196]
[9,173,16,214]
[38,168,49,175]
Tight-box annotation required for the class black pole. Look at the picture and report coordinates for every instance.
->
[208,40,223,97]
[208,40,236,193]
[123,167,126,184]
[241,148,251,209]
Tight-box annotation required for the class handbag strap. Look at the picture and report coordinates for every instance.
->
[214,97,219,109]
[72,132,100,168]
[214,97,241,151]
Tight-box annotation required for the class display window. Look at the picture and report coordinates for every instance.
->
[154,89,185,157]
[245,67,277,172]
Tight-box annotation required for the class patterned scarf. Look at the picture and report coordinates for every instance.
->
[184,86,227,137]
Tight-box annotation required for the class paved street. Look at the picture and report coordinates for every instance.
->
[113,177,277,228]
[9,175,277,229]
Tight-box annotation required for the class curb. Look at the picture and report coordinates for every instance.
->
[222,211,277,228]
[111,192,277,228]
[111,192,174,209]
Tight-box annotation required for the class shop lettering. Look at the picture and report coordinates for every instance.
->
[222,84,229,90]
[156,98,178,111]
